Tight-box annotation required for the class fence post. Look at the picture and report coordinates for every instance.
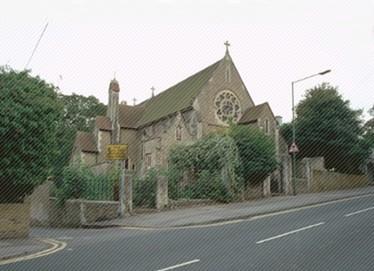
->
[156,174,168,210]
[125,171,133,214]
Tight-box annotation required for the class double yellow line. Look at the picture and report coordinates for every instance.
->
[0,238,67,266]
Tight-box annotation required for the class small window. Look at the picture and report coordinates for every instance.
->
[264,119,270,135]
[145,153,152,169]
[225,66,231,82]
[176,125,182,141]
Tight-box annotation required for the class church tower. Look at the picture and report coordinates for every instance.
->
[107,79,120,144]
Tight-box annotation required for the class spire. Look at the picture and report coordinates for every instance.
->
[133,98,137,106]
[224,40,231,56]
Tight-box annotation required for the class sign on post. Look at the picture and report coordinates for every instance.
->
[106,144,128,218]
[289,142,299,154]
[106,144,128,161]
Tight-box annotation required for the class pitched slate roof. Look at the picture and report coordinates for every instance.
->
[239,102,271,124]
[134,60,221,127]
[119,104,145,129]
[95,116,112,131]
[73,131,98,153]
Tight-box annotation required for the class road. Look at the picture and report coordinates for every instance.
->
[1,194,373,270]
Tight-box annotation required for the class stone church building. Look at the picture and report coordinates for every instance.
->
[70,45,291,193]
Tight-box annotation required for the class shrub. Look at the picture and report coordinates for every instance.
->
[229,124,277,185]
[168,134,240,202]
[133,169,158,208]
[191,170,233,203]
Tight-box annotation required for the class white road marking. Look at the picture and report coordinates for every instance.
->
[156,259,200,271]
[344,206,374,217]
[256,222,325,244]
[120,193,374,231]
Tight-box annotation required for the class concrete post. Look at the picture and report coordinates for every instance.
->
[156,175,168,210]
[263,176,271,197]
[125,171,133,214]
[305,158,312,192]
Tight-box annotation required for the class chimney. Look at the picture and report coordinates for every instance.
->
[275,116,283,126]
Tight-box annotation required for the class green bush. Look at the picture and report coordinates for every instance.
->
[167,166,183,200]
[191,170,233,203]
[229,124,277,185]
[133,169,157,208]
[168,134,240,202]
[168,125,278,201]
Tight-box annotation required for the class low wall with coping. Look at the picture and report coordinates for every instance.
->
[0,202,30,239]
[311,170,369,192]
[32,198,119,228]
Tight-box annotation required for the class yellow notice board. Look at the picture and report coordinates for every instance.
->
[106,144,128,160]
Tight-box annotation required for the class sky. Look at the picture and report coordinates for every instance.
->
[1,0,374,121]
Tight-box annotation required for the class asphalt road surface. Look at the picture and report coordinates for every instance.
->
[2,195,373,271]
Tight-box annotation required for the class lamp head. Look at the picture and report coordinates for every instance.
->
[319,69,331,75]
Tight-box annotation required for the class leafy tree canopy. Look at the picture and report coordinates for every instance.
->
[281,83,369,174]
[53,93,106,180]
[0,67,62,203]
[363,105,374,150]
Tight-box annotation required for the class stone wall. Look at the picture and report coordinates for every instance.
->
[311,170,369,192]
[31,197,119,228]
[29,181,54,226]
[0,202,30,239]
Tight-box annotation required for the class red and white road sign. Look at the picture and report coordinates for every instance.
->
[289,142,299,153]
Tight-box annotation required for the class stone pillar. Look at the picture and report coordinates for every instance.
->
[282,155,293,195]
[125,172,133,214]
[156,175,168,210]
[263,176,271,197]
[79,202,87,225]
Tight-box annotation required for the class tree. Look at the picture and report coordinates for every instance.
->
[229,124,277,185]
[283,83,369,174]
[0,67,62,203]
[53,94,106,180]
[363,105,374,150]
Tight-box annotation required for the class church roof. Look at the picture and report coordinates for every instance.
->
[95,116,112,131]
[239,102,272,124]
[73,131,98,153]
[119,104,145,129]
[134,59,222,127]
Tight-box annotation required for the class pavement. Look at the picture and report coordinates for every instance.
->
[0,238,51,261]
[2,186,373,267]
[86,186,374,228]
[2,188,374,270]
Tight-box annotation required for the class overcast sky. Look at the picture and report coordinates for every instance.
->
[1,0,373,121]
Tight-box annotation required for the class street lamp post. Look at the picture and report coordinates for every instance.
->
[291,69,331,195]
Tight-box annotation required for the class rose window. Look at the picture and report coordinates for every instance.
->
[215,91,241,122]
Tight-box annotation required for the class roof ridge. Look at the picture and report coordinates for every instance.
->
[135,58,222,127]
[138,59,221,106]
